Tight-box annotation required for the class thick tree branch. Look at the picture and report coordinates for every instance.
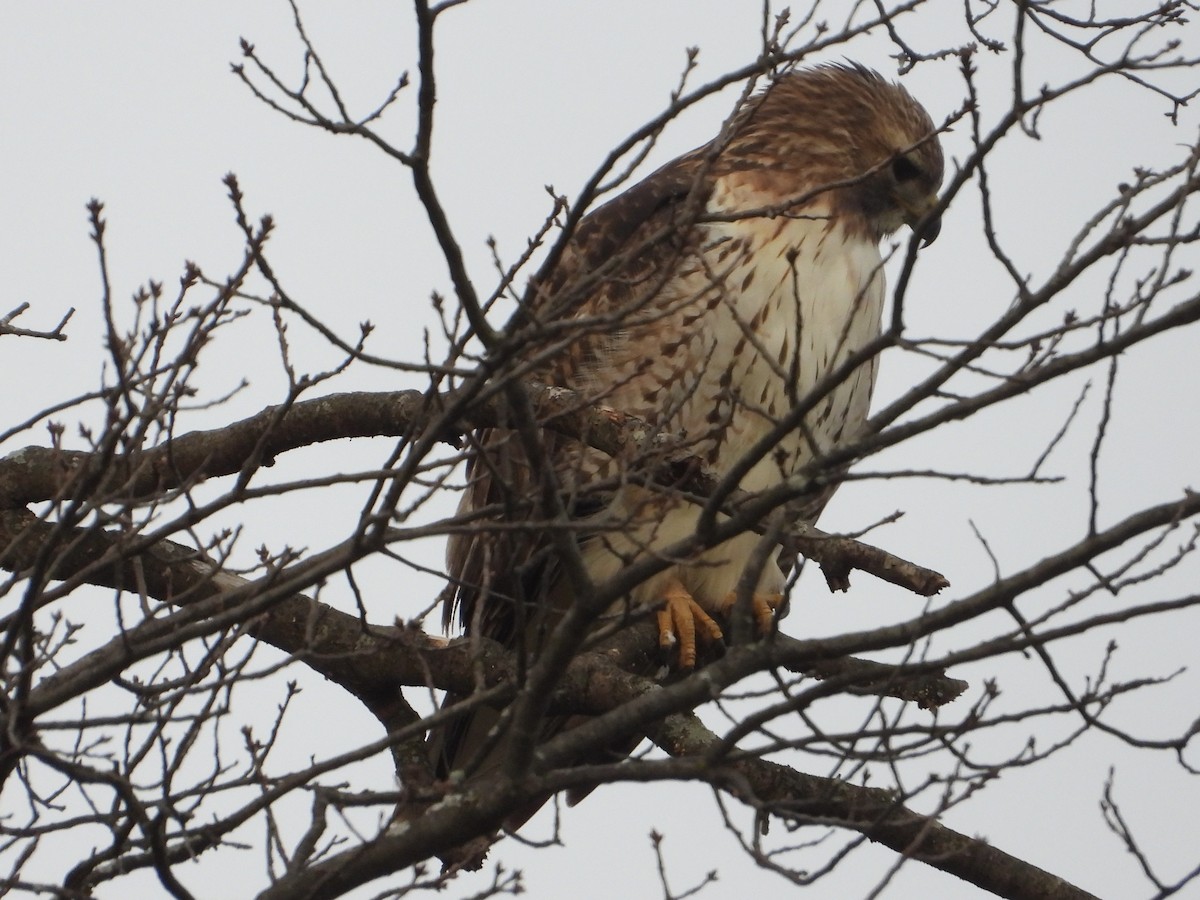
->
[0,382,947,597]
[0,508,962,725]
[648,712,1100,900]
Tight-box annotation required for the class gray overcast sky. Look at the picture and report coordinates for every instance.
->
[2,2,1199,898]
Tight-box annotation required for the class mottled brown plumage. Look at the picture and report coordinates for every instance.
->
[435,63,943,813]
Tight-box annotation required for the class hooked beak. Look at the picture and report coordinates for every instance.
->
[907,194,942,247]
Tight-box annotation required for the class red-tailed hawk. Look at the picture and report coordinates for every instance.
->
[436,63,943,804]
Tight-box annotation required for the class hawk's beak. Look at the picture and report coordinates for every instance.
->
[908,194,942,247]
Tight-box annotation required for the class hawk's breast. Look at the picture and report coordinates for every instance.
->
[606,193,887,495]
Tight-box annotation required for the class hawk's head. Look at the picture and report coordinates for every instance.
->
[724,63,945,245]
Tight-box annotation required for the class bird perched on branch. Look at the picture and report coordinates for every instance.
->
[435,62,943,821]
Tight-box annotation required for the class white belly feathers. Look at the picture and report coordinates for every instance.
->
[581,198,887,612]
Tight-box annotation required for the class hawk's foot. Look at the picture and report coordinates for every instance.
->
[719,591,784,637]
[656,578,724,669]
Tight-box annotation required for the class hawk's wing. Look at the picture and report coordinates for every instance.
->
[432,153,719,805]
[443,149,714,649]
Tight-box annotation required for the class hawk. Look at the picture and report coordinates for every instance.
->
[437,63,943,799]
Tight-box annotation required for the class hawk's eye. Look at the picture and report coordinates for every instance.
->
[891,155,921,182]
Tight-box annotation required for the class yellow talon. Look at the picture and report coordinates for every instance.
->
[657,578,724,669]
[720,591,784,637]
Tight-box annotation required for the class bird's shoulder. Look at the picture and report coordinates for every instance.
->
[530,149,714,322]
